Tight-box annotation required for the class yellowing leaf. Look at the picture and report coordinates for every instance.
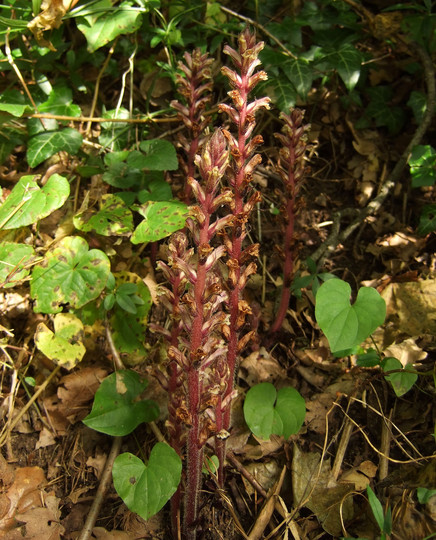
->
[35,313,86,369]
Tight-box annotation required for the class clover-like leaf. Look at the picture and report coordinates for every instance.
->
[0,174,70,230]
[315,279,386,353]
[27,128,83,167]
[244,382,306,440]
[31,236,110,313]
[131,201,188,244]
[73,194,134,236]
[34,313,86,370]
[112,443,182,520]
[83,370,159,436]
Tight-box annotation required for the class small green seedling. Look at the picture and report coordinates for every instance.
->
[84,370,182,520]
[104,278,145,315]
[366,485,392,540]
[291,257,336,298]
[315,278,386,354]
[243,382,306,440]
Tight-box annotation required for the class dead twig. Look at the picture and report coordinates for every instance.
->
[312,43,435,266]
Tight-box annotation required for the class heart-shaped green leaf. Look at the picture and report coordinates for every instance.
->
[138,139,178,171]
[0,174,70,230]
[31,236,110,313]
[381,357,417,397]
[113,443,182,520]
[34,313,86,370]
[315,279,386,353]
[73,194,134,236]
[131,201,188,244]
[83,370,159,436]
[244,382,306,440]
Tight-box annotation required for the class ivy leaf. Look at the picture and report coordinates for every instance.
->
[31,236,110,313]
[39,86,82,117]
[417,204,436,235]
[258,78,298,111]
[409,145,436,187]
[284,58,314,98]
[0,89,33,117]
[113,443,182,520]
[0,174,70,229]
[319,44,363,90]
[73,194,134,236]
[27,128,83,167]
[315,279,386,353]
[77,0,143,52]
[131,201,188,244]
[34,313,86,370]
[83,370,159,436]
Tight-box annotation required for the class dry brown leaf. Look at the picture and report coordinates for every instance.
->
[0,467,64,539]
[28,0,79,50]
[239,348,287,387]
[241,460,281,496]
[36,426,56,449]
[384,338,428,367]
[339,460,377,491]
[292,445,354,536]
[382,279,436,336]
[86,451,107,480]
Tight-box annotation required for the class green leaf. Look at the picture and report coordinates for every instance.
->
[0,174,70,230]
[0,89,33,117]
[137,173,174,203]
[31,236,110,313]
[39,86,82,117]
[407,90,428,123]
[244,382,305,440]
[131,201,188,244]
[418,204,436,235]
[109,272,152,365]
[409,145,436,188]
[0,243,35,287]
[73,194,134,236]
[417,487,436,504]
[116,293,138,314]
[315,279,386,353]
[139,139,178,171]
[27,128,83,167]
[355,348,381,368]
[260,78,298,111]
[102,162,143,188]
[34,313,86,370]
[112,443,182,520]
[381,357,417,397]
[77,0,143,53]
[83,370,159,436]
[367,486,385,532]
[284,58,314,98]
[274,387,306,439]
[320,44,363,90]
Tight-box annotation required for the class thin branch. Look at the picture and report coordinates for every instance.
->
[312,43,435,266]
[219,6,298,60]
